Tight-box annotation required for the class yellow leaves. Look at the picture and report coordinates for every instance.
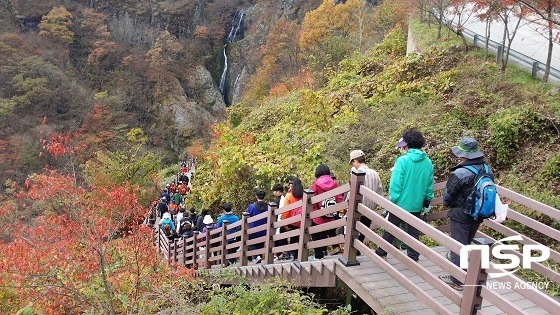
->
[299,0,364,53]
[38,6,74,44]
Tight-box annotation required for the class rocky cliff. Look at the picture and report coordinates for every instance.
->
[222,0,322,105]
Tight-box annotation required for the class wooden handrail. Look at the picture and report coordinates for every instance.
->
[154,172,560,314]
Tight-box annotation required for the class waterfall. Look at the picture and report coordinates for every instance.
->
[218,9,247,97]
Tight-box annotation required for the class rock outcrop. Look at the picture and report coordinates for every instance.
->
[162,66,226,138]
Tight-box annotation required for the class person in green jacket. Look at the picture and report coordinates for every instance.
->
[375,129,434,262]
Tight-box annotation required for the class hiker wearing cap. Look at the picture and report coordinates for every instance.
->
[396,137,408,154]
[156,197,168,217]
[348,149,383,253]
[161,188,170,205]
[217,203,240,264]
[375,129,434,262]
[201,214,217,242]
[439,137,493,291]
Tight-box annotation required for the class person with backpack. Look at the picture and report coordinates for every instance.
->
[175,206,185,234]
[161,188,170,205]
[178,217,194,238]
[159,212,176,240]
[375,129,434,262]
[439,137,494,291]
[178,181,189,196]
[310,163,343,259]
[188,208,198,225]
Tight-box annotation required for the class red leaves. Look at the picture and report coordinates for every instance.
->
[39,125,88,164]
[0,170,174,314]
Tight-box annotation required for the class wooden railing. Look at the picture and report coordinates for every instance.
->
[154,170,560,315]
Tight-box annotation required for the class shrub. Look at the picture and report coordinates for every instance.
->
[199,280,327,315]
[488,107,546,164]
[538,151,560,186]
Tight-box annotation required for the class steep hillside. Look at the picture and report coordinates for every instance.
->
[0,0,323,184]
[192,23,560,218]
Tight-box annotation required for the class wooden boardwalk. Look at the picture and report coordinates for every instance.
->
[202,246,553,315]
[158,171,560,315]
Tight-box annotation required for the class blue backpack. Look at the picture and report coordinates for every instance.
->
[463,164,497,220]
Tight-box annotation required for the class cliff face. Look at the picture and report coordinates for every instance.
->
[0,0,321,168]
[223,0,322,105]
[163,65,226,139]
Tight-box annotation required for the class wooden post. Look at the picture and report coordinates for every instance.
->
[239,212,250,267]
[182,236,186,266]
[339,170,365,267]
[264,202,278,265]
[204,227,211,269]
[220,220,229,267]
[172,238,178,265]
[459,249,487,315]
[297,189,314,262]
[192,231,199,269]
[156,228,161,254]
[167,238,171,265]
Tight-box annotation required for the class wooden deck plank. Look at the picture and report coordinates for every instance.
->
[362,279,402,291]
[522,306,553,315]
[205,246,556,315]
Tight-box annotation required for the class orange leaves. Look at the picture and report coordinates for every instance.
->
[87,39,124,67]
[0,168,167,314]
[269,83,290,97]
[239,132,255,145]
[291,70,317,91]
[40,132,71,157]
[194,25,210,39]
[268,70,316,97]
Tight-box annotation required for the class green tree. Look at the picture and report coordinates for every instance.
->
[0,56,49,119]
[83,145,161,205]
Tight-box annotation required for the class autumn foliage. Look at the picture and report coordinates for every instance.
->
[0,130,187,314]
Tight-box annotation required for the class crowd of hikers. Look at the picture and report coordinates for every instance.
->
[147,159,197,239]
[148,130,504,291]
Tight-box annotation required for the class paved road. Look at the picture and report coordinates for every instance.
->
[444,5,560,70]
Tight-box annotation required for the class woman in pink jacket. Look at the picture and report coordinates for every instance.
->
[310,164,343,259]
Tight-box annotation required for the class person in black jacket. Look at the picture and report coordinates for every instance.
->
[439,137,492,291]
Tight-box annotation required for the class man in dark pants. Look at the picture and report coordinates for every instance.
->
[374,129,434,262]
[439,137,490,291]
